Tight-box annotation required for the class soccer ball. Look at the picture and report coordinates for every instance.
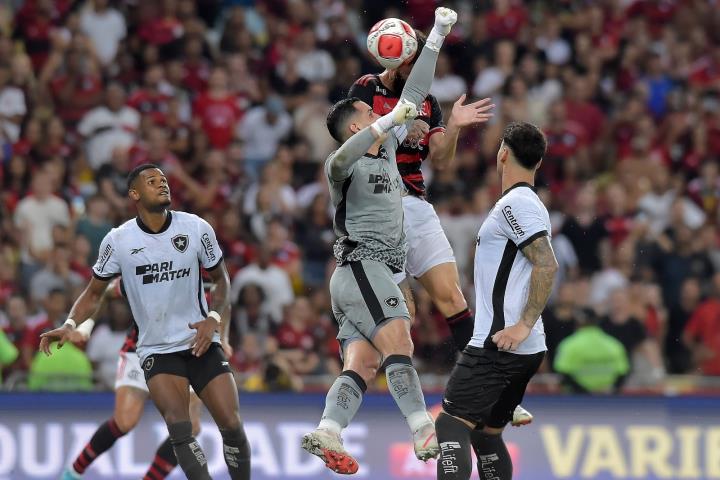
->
[367,18,418,70]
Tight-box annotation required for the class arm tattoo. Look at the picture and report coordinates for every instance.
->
[207,262,231,318]
[519,236,558,329]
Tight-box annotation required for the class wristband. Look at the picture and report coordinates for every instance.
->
[208,311,222,323]
[426,27,445,52]
[64,318,77,329]
[371,113,394,135]
[76,319,96,338]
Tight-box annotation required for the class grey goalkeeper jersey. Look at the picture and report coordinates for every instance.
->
[326,130,408,272]
[326,38,440,272]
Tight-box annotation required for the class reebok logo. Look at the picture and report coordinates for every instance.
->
[130,247,145,255]
[502,205,525,238]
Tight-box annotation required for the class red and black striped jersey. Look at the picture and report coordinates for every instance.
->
[120,322,138,353]
[348,74,445,196]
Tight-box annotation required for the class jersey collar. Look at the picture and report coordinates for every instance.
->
[501,182,536,198]
[136,211,173,234]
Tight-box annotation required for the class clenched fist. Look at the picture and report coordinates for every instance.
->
[392,99,418,125]
[434,7,458,36]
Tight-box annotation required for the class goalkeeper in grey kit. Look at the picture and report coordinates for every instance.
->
[300,7,458,475]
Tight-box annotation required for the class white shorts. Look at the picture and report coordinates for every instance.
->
[393,195,456,284]
[115,351,149,393]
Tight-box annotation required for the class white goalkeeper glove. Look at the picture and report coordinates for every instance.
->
[427,7,458,51]
[371,99,418,136]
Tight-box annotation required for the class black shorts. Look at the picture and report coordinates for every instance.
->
[443,346,544,428]
[142,343,231,394]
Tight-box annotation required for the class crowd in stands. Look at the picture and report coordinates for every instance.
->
[0,0,719,393]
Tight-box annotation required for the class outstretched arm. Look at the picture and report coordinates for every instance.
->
[328,103,418,180]
[399,8,457,108]
[429,95,494,170]
[39,276,110,355]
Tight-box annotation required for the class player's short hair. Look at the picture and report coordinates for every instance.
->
[501,122,547,170]
[327,97,360,142]
[127,163,162,191]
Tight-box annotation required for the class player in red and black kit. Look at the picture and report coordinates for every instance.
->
[348,28,533,426]
[60,279,205,480]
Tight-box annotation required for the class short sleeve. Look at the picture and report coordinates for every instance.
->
[93,231,120,280]
[197,218,223,270]
[498,196,549,250]
[425,95,446,135]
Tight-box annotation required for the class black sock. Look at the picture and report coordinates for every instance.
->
[471,429,513,480]
[167,421,211,480]
[219,425,251,480]
[143,437,178,480]
[435,413,473,480]
[446,309,474,350]
[72,418,126,474]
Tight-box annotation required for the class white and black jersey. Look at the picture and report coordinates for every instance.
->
[92,211,223,362]
[470,183,550,355]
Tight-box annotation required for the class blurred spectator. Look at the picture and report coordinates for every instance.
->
[295,26,335,83]
[684,273,720,376]
[29,246,83,303]
[127,65,172,125]
[0,328,18,384]
[554,308,629,394]
[86,298,130,389]
[27,341,93,391]
[1,294,33,375]
[429,52,466,104]
[233,283,275,340]
[667,277,701,373]
[274,297,321,376]
[231,246,294,323]
[237,96,292,178]
[79,0,126,67]
[192,66,244,150]
[543,283,579,366]
[295,193,334,288]
[601,289,665,384]
[14,170,70,268]
[561,185,606,274]
[77,82,139,170]
[75,195,112,263]
[0,63,27,143]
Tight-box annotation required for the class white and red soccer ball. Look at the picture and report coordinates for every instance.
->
[366,18,418,70]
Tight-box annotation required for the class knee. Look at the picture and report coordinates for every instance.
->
[382,332,414,357]
[114,408,142,433]
[437,286,467,313]
[163,411,191,427]
[344,353,380,384]
[167,420,193,445]
[216,411,242,432]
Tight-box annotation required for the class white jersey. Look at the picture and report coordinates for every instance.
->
[92,211,223,362]
[470,183,550,355]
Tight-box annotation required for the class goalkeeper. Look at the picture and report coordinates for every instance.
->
[300,7,458,475]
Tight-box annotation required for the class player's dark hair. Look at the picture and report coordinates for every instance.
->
[501,122,547,170]
[126,163,161,191]
[327,97,360,142]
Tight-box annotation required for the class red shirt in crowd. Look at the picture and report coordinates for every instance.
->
[127,89,172,125]
[50,74,103,124]
[275,322,315,351]
[485,3,527,40]
[138,17,184,46]
[192,93,244,149]
[685,299,720,375]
